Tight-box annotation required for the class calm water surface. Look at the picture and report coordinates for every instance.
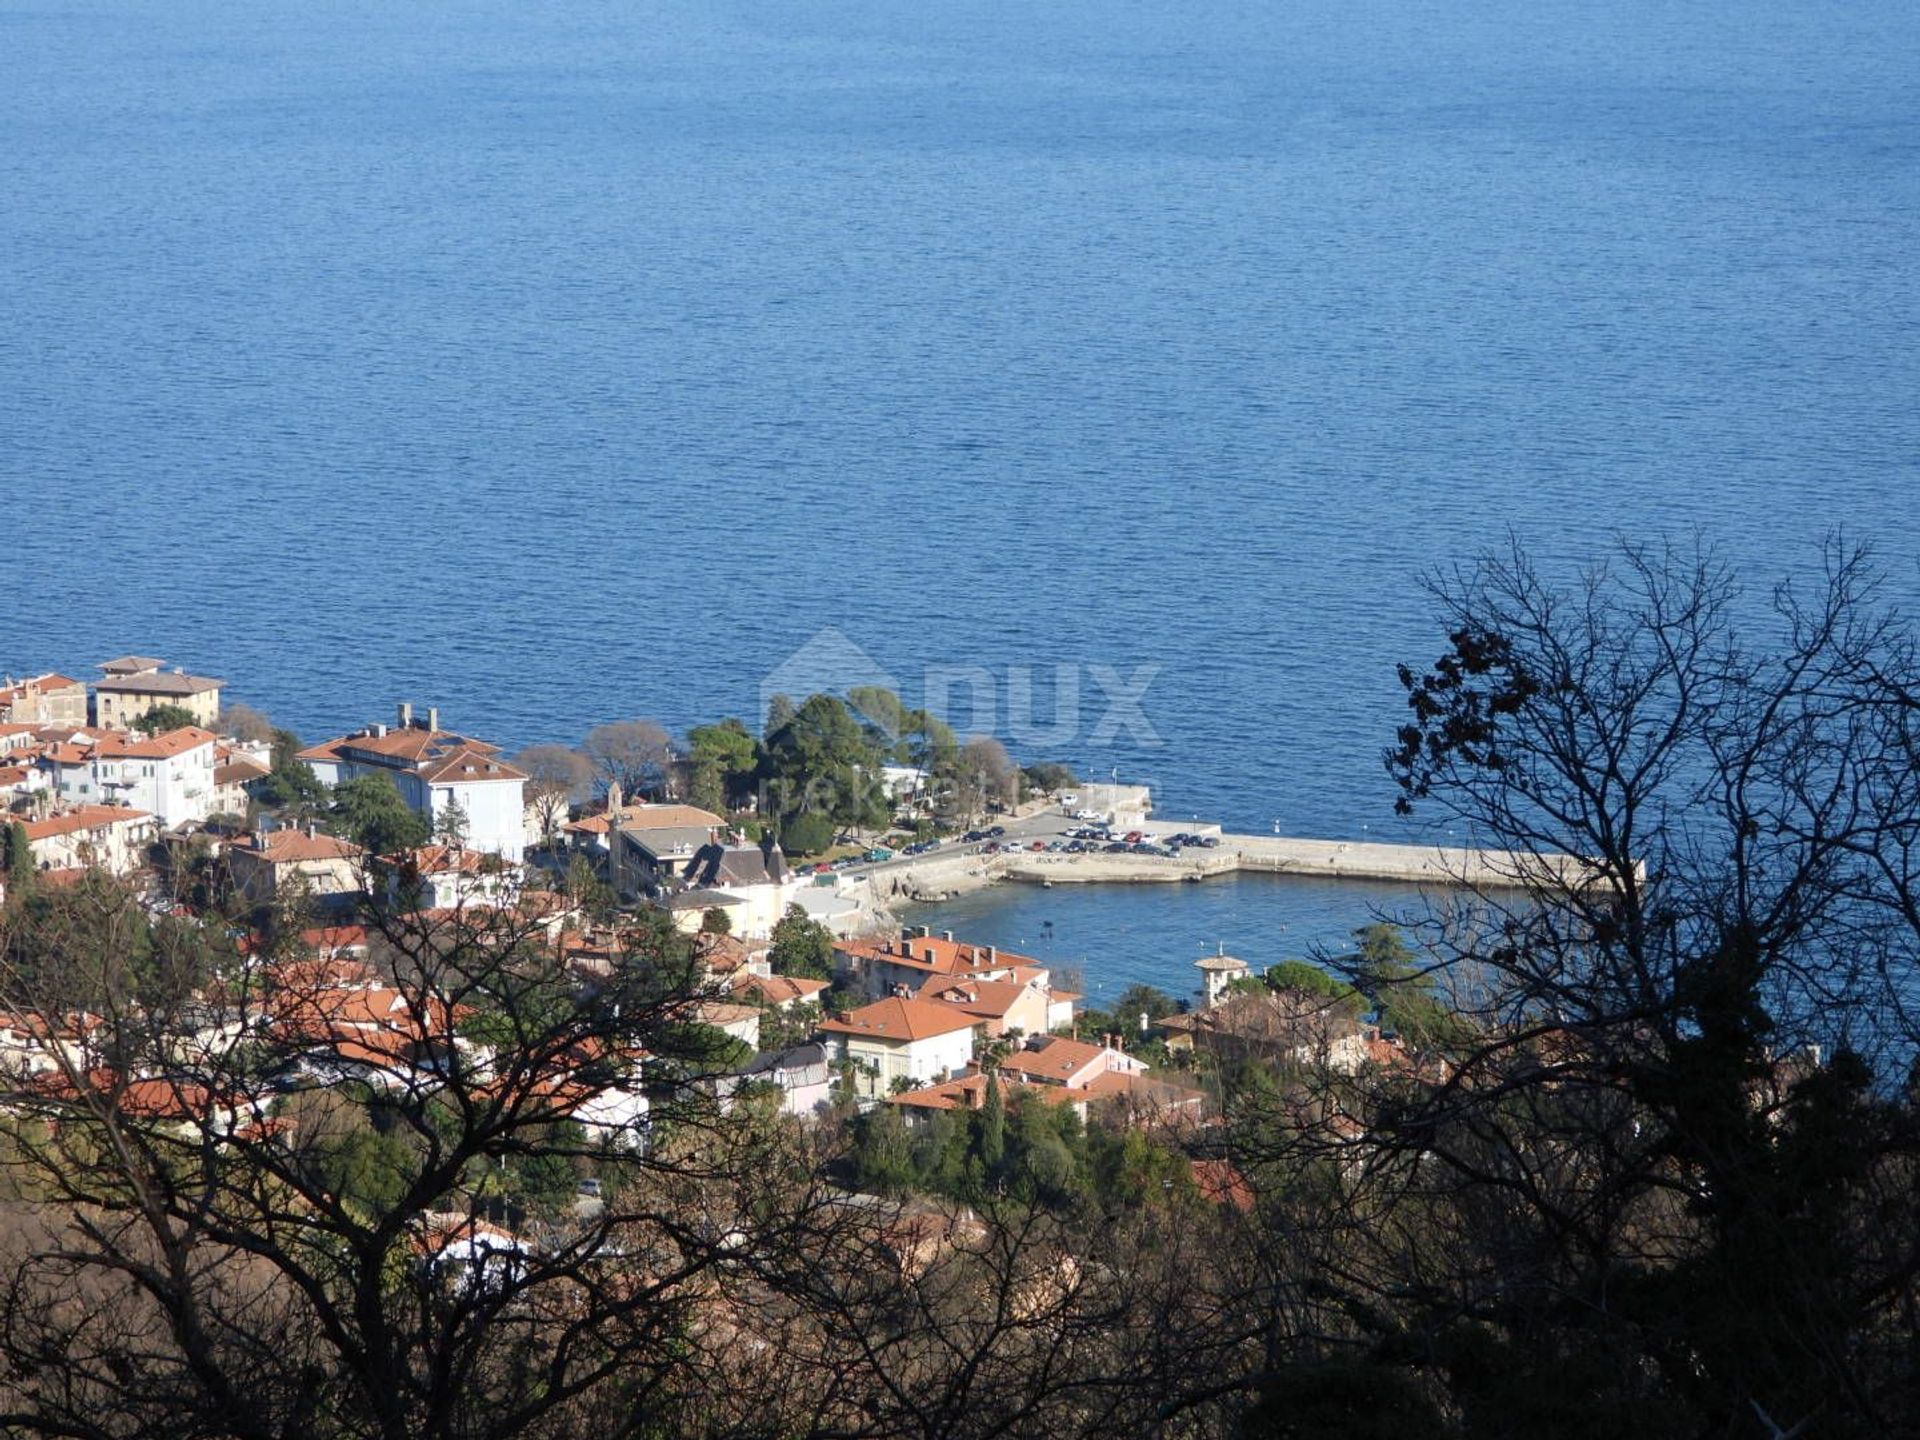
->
[4,0,1915,992]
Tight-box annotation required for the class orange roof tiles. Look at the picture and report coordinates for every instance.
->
[23,805,153,840]
[418,746,526,784]
[918,975,1035,1022]
[998,1036,1112,1084]
[820,996,980,1044]
[838,933,1039,978]
[97,726,217,760]
[730,973,828,1006]
[242,829,363,864]
[609,803,725,831]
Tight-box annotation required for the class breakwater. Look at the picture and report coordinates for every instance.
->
[854,831,1600,905]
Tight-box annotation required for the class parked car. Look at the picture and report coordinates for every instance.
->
[987,825,1006,837]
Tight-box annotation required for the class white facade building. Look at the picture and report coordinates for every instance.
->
[299,706,527,862]
[89,727,219,829]
[821,997,979,1100]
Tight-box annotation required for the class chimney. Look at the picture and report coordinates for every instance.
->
[942,931,954,943]
[427,707,439,732]
[986,945,996,964]
[374,724,387,738]
[397,702,412,728]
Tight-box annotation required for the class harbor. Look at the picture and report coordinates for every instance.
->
[845,785,1591,908]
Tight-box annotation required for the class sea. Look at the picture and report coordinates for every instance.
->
[3,0,1916,1002]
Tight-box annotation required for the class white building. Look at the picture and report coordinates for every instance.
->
[22,805,157,876]
[299,706,527,862]
[89,726,220,829]
[820,996,979,1100]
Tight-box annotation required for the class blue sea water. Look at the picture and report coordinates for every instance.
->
[3,0,1916,995]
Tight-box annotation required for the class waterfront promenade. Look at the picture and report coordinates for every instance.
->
[848,813,1602,904]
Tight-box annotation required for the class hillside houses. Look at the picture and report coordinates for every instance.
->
[835,929,1080,1034]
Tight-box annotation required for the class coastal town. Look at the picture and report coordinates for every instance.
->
[0,655,1445,1222]
[0,644,1868,1440]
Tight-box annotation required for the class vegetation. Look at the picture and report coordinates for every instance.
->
[514,743,593,848]
[579,718,673,800]
[2,820,30,879]
[256,727,326,810]
[767,904,834,980]
[329,771,431,855]
[6,540,1920,1437]
[131,702,199,735]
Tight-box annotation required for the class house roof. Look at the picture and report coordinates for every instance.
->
[694,1001,762,1029]
[666,887,743,911]
[1161,988,1364,1046]
[739,1042,828,1077]
[610,803,724,832]
[917,974,1035,1023]
[391,844,501,875]
[731,973,828,1006]
[837,933,1038,979]
[1081,1071,1206,1109]
[418,746,525,785]
[98,656,168,675]
[997,1035,1117,1084]
[888,1070,1079,1113]
[680,840,787,889]
[1194,953,1250,972]
[215,757,271,786]
[23,805,153,841]
[303,727,514,780]
[1191,1159,1255,1212]
[0,674,83,706]
[821,996,980,1044]
[94,672,224,696]
[240,828,363,864]
[97,726,218,760]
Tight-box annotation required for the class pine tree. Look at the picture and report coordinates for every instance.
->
[3,820,32,879]
[976,1071,1006,1178]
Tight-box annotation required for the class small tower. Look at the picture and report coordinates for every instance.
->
[1194,943,1250,1007]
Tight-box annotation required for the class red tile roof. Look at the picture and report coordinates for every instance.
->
[838,933,1039,978]
[730,973,828,1006]
[240,829,363,864]
[97,726,218,760]
[820,996,980,1044]
[23,805,153,840]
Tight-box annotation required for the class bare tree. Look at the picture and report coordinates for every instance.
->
[0,875,1244,1439]
[515,744,594,849]
[1233,536,1920,1436]
[942,736,1018,826]
[579,721,674,802]
[221,702,277,745]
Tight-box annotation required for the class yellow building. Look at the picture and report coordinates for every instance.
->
[93,657,224,730]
